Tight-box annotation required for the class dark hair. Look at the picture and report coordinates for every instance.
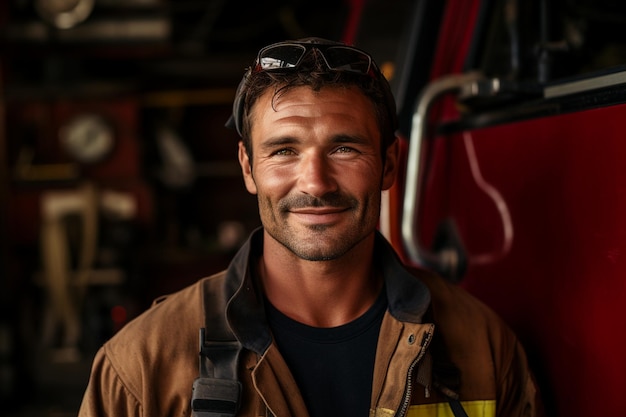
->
[233,41,398,160]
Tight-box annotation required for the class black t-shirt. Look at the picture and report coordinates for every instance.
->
[266,289,387,417]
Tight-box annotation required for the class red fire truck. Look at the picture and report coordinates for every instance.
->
[354,0,626,415]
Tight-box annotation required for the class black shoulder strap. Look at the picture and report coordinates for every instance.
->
[448,399,470,417]
[191,277,243,417]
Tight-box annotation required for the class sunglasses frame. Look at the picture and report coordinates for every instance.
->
[253,41,378,78]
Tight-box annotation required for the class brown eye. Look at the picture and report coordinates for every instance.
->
[273,148,296,156]
[333,146,362,157]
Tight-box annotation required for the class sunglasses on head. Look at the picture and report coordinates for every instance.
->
[226,39,391,136]
[252,40,379,78]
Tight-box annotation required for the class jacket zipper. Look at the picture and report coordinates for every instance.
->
[395,327,433,417]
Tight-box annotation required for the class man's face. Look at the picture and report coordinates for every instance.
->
[238,85,398,261]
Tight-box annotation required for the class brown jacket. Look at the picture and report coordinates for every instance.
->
[78,229,540,417]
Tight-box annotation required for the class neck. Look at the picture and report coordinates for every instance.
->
[259,231,383,327]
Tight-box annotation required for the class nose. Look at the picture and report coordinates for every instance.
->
[297,152,338,197]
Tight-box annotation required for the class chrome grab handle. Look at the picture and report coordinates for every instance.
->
[401,72,490,268]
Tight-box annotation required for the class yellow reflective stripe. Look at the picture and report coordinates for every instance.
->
[370,408,395,417]
[405,400,496,417]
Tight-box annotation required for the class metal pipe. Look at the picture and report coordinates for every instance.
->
[401,72,486,268]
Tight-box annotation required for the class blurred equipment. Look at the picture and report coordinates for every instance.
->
[39,182,135,361]
[34,0,95,29]
[60,113,115,164]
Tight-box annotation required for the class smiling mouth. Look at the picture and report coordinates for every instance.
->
[290,207,347,215]
[288,207,349,224]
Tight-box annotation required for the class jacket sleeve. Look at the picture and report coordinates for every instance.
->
[497,338,544,417]
[78,346,142,417]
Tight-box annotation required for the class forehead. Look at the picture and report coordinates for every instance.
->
[248,85,379,139]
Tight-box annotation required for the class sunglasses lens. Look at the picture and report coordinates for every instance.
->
[258,44,306,70]
[324,46,371,73]
[255,43,374,76]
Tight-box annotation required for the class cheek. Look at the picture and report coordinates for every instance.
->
[354,168,386,212]
[252,165,294,197]
[253,164,298,188]
[344,160,384,189]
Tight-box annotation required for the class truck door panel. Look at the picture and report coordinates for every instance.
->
[383,0,626,415]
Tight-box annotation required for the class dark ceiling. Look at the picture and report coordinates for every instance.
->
[0,0,355,99]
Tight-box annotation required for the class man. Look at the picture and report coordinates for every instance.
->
[78,38,541,417]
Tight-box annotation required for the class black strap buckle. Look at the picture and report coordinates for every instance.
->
[191,377,241,417]
[191,328,242,417]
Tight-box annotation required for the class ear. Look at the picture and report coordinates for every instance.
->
[381,137,400,191]
[238,141,258,195]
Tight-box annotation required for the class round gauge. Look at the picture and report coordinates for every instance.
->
[60,114,115,164]
[35,0,95,30]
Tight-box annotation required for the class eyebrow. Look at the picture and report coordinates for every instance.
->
[330,134,370,145]
[258,136,300,152]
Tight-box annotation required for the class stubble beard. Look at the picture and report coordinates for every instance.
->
[259,192,379,262]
